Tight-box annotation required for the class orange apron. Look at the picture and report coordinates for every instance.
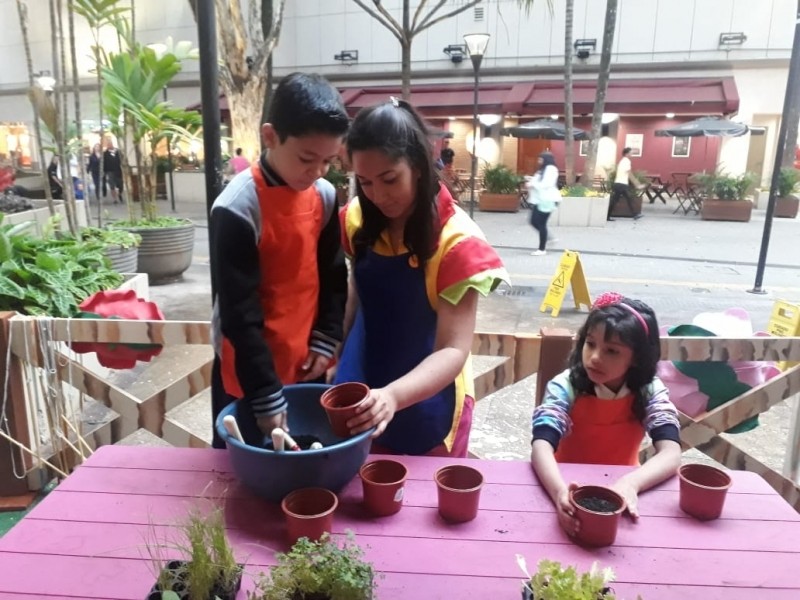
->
[220,162,323,398]
[554,393,644,466]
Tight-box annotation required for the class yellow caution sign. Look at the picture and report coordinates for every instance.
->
[767,299,800,370]
[540,250,592,317]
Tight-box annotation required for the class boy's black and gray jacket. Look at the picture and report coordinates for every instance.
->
[210,156,347,418]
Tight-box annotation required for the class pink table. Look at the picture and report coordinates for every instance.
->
[0,446,798,599]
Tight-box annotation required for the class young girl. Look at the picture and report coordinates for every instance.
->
[335,98,509,457]
[530,293,681,536]
[525,151,560,256]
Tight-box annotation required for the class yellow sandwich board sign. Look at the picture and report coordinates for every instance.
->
[540,250,592,317]
[767,299,800,370]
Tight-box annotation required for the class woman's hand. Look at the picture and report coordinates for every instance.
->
[611,477,640,520]
[346,387,398,437]
[256,411,289,437]
[556,482,580,537]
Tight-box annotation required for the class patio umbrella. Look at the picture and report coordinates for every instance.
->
[428,125,454,139]
[501,119,589,141]
[654,116,758,138]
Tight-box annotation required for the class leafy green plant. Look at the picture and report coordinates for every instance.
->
[482,164,522,194]
[0,216,123,317]
[694,170,757,201]
[518,556,618,600]
[560,185,603,198]
[778,167,800,197]
[80,226,141,249]
[110,215,189,229]
[324,165,349,189]
[249,532,377,600]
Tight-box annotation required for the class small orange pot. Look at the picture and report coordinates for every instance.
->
[679,463,732,520]
[320,382,370,438]
[435,465,484,523]
[281,487,338,545]
[360,459,408,517]
[570,485,625,547]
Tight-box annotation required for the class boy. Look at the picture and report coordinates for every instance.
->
[209,73,350,448]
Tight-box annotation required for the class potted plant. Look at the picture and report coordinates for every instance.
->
[555,185,609,227]
[145,506,243,600]
[697,171,757,222]
[248,531,378,600]
[101,26,203,283]
[79,226,141,273]
[324,163,350,206]
[517,555,618,600]
[479,163,521,212]
[569,485,626,547]
[776,167,800,218]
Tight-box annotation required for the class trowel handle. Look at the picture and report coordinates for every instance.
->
[222,415,244,444]
[271,427,285,452]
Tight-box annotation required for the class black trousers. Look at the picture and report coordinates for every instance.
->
[608,183,638,218]
[529,206,551,251]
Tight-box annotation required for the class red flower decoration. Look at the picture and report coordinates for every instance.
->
[71,290,165,369]
[592,291,624,310]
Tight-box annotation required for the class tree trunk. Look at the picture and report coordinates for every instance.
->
[782,104,800,169]
[582,0,618,186]
[67,0,91,228]
[260,0,274,152]
[16,0,56,214]
[228,77,268,161]
[401,0,411,100]
[563,0,575,185]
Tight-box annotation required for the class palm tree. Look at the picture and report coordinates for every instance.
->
[582,0,619,186]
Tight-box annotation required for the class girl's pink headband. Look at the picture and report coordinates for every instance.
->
[591,292,650,336]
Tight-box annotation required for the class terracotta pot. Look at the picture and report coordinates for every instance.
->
[320,382,369,438]
[776,195,799,218]
[435,465,484,523]
[569,485,626,547]
[360,459,408,517]
[679,463,732,520]
[281,487,338,545]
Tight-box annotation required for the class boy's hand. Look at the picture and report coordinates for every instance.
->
[300,351,331,382]
[611,478,640,520]
[256,411,289,437]
[556,482,580,537]
[346,387,398,437]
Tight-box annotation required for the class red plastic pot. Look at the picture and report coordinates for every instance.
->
[360,459,408,517]
[569,485,626,547]
[320,382,369,438]
[435,465,484,523]
[281,487,338,545]
[679,463,732,520]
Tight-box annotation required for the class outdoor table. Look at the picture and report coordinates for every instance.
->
[645,175,670,204]
[0,445,798,599]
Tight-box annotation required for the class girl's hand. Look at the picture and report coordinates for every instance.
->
[556,482,580,537]
[611,478,640,520]
[346,387,398,437]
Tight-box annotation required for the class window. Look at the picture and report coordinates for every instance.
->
[672,136,691,158]
[578,140,590,156]
[624,133,643,157]
[474,6,484,21]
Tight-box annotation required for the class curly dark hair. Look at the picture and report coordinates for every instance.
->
[568,298,661,420]
[346,99,440,268]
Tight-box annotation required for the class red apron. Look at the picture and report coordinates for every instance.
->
[220,162,323,398]
[555,393,644,466]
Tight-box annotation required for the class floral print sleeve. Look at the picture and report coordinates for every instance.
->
[531,370,576,450]
[642,376,681,444]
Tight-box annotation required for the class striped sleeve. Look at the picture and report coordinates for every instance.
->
[642,376,681,443]
[531,370,576,449]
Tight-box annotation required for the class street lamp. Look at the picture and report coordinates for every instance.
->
[464,33,490,219]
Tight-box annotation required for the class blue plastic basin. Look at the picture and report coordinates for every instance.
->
[215,384,374,502]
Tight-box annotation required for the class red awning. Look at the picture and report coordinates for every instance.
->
[339,77,739,118]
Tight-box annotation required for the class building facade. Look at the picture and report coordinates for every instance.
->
[0,0,795,183]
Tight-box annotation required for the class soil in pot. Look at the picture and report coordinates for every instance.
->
[569,485,625,547]
[263,434,323,451]
[147,559,243,600]
[574,496,618,513]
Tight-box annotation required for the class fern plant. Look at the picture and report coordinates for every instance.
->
[0,216,123,317]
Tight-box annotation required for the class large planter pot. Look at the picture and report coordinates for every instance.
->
[775,195,799,218]
[700,199,753,222]
[553,196,609,227]
[103,244,138,274]
[3,199,88,237]
[610,194,643,218]
[123,222,195,284]
[479,192,519,213]
[569,485,625,547]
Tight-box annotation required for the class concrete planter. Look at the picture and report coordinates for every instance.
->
[552,195,609,227]
[121,221,195,284]
[479,192,519,213]
[103,244,138,274]
[700,199,753,222]
[775,195,799,218]
[3,200,88,237]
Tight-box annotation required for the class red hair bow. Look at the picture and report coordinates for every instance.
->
[592,291,624,310]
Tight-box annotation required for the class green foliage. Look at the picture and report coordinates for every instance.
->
[483,164,523,194]
[521,558,617,600]
[111,216,192,229]
[778,167,800,197]
[324,165,349,189]
[249,532,377,600]
[694,170,757,201]
[0,216,123,317]
[80,226,141,249]
[560,185,603,198]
